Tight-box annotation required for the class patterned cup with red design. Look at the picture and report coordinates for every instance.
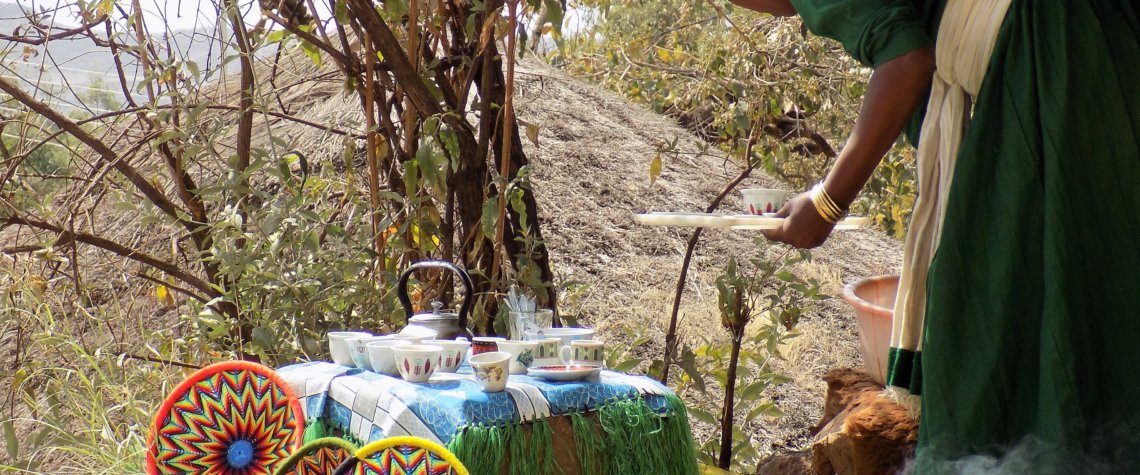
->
[741,188,792,216]
[423,339,471,373]
[392,344,443,383]
[471,337,506,356]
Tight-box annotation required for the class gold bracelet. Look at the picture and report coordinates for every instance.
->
[810,182,847,224]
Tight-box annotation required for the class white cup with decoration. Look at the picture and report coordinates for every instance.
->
[496,340,539,375]
[469,351,510,392]
[328,331,372,366]
[560,339,605,367]
[423,339,471,373]
[530,338,564,367]
[392,344,443,383]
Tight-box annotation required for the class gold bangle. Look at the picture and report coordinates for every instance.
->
[810,182,846,224]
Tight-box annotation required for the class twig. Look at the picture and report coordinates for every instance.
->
[660,119,764,384]
[0,14,108,45]
[2,215,220,300]
[113,351,202,370]
[134,272,209,304]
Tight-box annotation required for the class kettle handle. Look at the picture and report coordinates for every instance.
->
[397,260,474,336]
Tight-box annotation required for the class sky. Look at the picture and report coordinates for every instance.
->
[5,0,283,31]
[4,0,595,34]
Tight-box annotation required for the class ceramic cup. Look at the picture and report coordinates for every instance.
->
[524,327,594,347]
[367,339,411,376]
[328,331,372,366]
[392,344,444,383]
[471,337,506,355]
[469,351,510,392]
[348,335,395,370]
[741,188,792,216]
[423,339,471,373]
[531,338,563,367]
[496,340,539,375]
[560,339,605,367]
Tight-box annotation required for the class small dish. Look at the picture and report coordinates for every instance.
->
[527,364,602,381]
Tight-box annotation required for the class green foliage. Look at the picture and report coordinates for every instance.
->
[553,0,917,238]
[1,269,171,474]
[606,239,826,471]
[189,159,399,365]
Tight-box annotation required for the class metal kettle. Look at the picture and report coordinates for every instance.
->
[397,260,474,340]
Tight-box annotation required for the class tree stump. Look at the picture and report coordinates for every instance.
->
[810,368,918,475]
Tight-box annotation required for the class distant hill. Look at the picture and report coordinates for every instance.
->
[0,1,231,111]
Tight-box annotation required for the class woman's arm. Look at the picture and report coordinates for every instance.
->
[762,46,935,248]
[726,0,797,16]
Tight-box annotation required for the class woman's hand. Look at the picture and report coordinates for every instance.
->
[760,193,836,248]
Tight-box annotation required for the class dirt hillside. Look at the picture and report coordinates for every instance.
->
[508,58,902,460]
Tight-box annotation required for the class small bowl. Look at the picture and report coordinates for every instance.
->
[367,339,411,376]
[392,344,444,383]
[741,188,792,216]
[328,331,372,366]
[468,351,510,392]
[423,339,472,373]
[347,335,393,370]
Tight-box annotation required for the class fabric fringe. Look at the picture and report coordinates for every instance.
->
[448,424,506,475]
[662,395,700,475]
[884,386,923,421]
[571,412,603,475]
[302,417,364,447]
[302,418,329,443]
[447,396,698,475]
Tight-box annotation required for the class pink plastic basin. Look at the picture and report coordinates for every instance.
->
[842,275,898,385]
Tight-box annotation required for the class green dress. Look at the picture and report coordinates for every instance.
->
[788,0,1140,471]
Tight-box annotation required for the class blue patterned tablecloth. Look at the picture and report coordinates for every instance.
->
[277,361,676,445]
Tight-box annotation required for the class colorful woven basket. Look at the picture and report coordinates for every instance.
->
[333,436,470,475]
[274,437,357,475]
[146,361,305,474]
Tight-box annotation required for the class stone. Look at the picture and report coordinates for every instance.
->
[810,368,917,475]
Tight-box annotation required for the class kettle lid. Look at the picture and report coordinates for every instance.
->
[410,301,459,322]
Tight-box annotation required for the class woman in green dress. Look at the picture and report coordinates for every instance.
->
[734,0,1140,472]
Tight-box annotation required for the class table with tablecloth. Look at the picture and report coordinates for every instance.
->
[277,361,698,474]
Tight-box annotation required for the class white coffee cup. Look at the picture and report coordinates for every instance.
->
[328,331,372,366]
[741,188,792,216]
[423,339,472,373]
[530,338,563,367]
[367,339,411,376]
[469,351,510,392]
[496,340,539,375]
[560,339,605,367]
[392,344,444,383]
[348,336,394,370]
[524,327,594,347]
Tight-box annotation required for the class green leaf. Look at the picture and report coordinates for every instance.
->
[252,325,275,350]
[544,0,564,36]
[736,381,768,401]
[611,358,641,373]
[688,406,718,426]
[334,0,350,25]
[3,419,17,460]
[481,197,500,240]
[385,0,407,22]
[676,346,705,393]
[299,40,322,66]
